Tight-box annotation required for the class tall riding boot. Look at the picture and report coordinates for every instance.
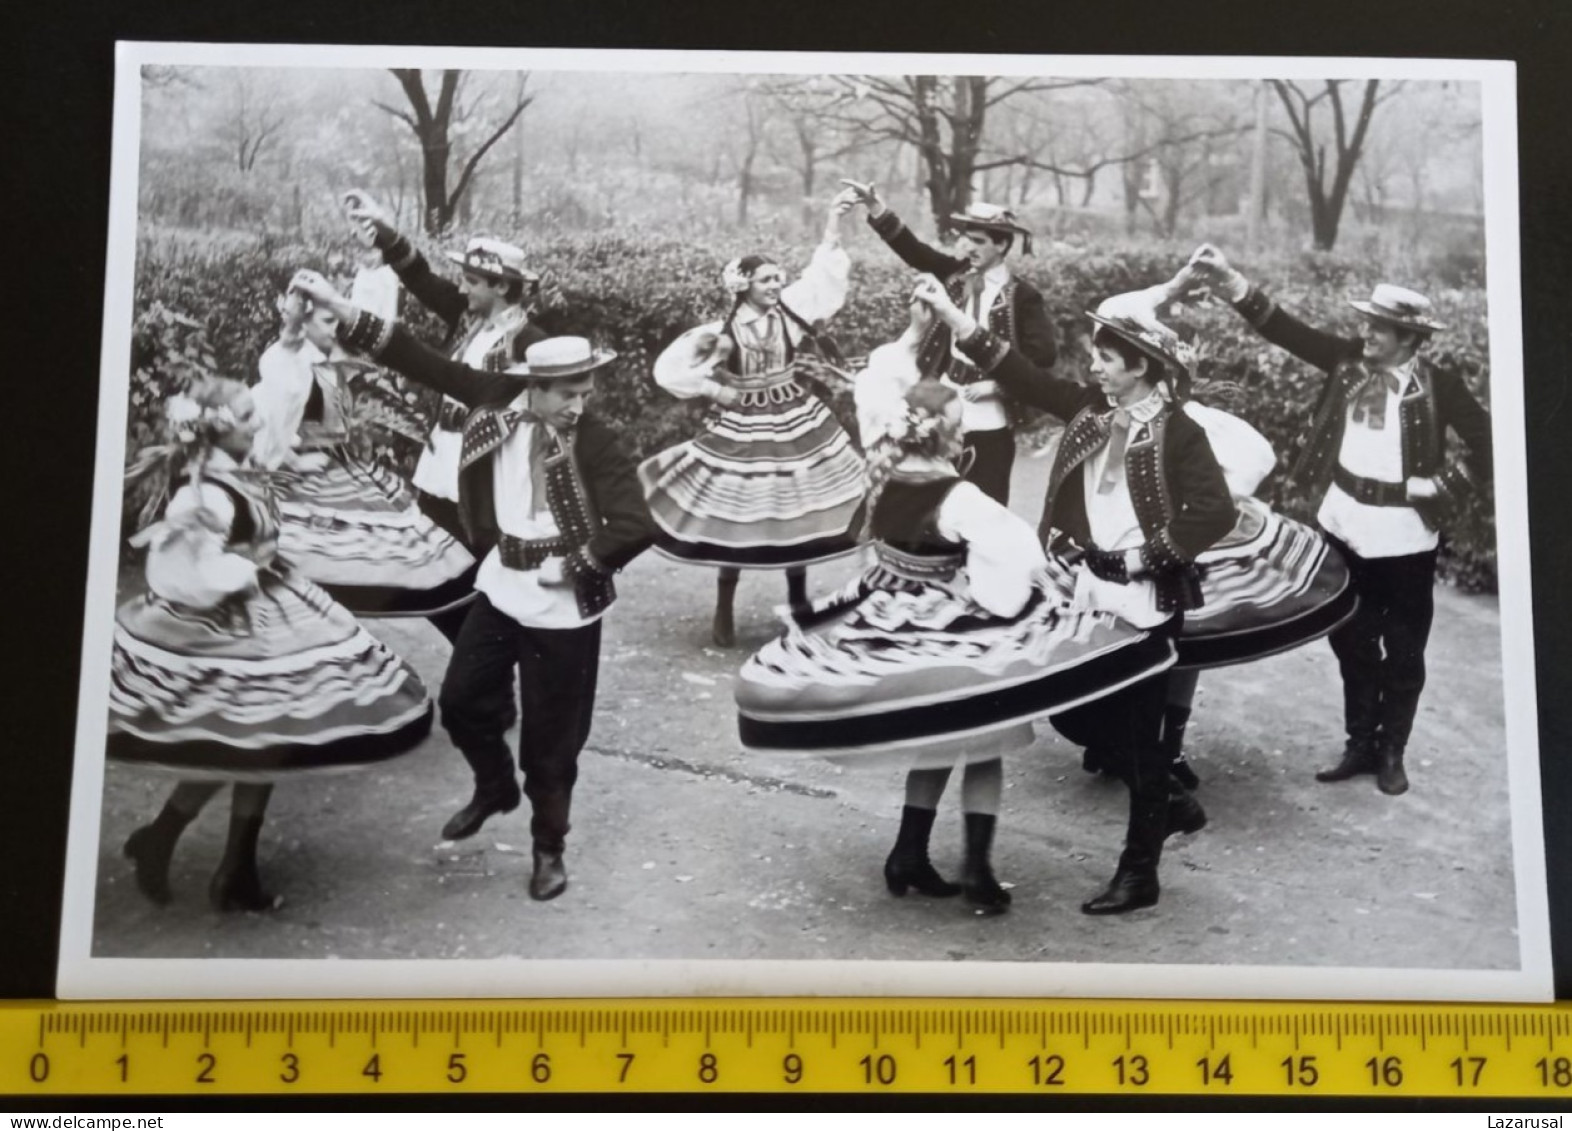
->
[123,788,214,905]
[961,812,1011,914]
[1162,705,1199,791]
[528,791,573,901]
[209,812,277,913]
[1376,741,1410,796]
[1082,794,1167,915]
[1319,676,1382,781]
[883,805,961,898]
[713,571,739,648]
[1165,776,1207,839]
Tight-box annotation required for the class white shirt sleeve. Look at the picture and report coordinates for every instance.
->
[652,321,730,399]
[250,341,314,470]
[852,343,920,449]
[780,240,851,329]
[935,480,1047,618]
[350,265,401,323]
[1182,402,1277,499]
[137,483,259,609]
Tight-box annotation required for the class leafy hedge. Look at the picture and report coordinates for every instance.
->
[126,226,1496,591]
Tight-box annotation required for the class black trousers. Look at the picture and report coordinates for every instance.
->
[963,427,1016,507]
[438,594,602,852]
[1050,615,1181,803]
[1325,533,1438,749]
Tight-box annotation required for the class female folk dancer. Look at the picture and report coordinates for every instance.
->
[736,292,1175,914]
[250,288,478,621]
[638,194,865,646]
[112,377,433,911]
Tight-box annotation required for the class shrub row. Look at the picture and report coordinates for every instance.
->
[127,224,1497,591]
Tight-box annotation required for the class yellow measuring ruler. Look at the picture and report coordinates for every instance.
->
[4,999,1572,1096]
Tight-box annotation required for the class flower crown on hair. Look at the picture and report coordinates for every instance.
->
[162,393,240,449]
[721,259,753,295]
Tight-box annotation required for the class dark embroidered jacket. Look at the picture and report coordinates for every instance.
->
[1232,285,1492,531]
[867,210,1058,425]
[957,328,1235,613]
[372,226,549,441]
[341,315,656,619]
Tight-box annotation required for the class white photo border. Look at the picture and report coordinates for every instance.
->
[57,41,1547,1002]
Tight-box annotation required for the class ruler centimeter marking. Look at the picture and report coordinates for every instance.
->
[5,1000,1572,1095]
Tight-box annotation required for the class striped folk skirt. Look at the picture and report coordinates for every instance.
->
[107,564,433,780]
[1045,498,1357,670]
[271,448,477,618]
[735,559,1176,766]
[637,377,866,569]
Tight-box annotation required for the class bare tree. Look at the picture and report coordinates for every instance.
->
[216,71,286,174]
[376,69,535,236]
[803,75,1102,231]
[758,81,871,230]
[1270,78,1404,250]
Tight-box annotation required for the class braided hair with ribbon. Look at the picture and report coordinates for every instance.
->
[859,380,965,541]
[123,375,257,534]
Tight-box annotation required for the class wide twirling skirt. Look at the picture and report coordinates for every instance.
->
[107,565,433,781]
[271,449,477,617]
[1045,497,1356,671]
[735,569,1177,767]
[637,377,866,569]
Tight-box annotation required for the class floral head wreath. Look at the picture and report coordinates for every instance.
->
[123,382,250,532]
[721,258,754,295]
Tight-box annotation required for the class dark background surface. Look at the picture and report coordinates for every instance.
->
[3,0,1568,1017]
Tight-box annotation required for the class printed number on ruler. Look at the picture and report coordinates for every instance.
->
[4,1001,1572,1095]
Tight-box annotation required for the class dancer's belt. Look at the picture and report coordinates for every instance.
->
[435,400,469,432]
[1050,535,1135,585]
[1332,465,1411,507]
[872,542,964,583]
[497,533,572,571]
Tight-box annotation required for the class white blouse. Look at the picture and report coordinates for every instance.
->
[131,460,260,610]
[653,240,851,399]
[933,479,1047,619]
[250,339,329,472]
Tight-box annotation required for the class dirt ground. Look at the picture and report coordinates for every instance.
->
[89,454,1520,972]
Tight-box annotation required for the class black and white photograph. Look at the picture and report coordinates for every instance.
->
[56,43,1548,1001]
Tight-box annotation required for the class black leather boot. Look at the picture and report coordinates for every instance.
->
[1165,779,1207,838]
[1315,738,1379,783]
[442,779,522,841]
[713,572,739,647]
[1162,705,1199,791]
[1376,742,1410,796]
[528,791,572,901]
[530,849,568,901]
[884,806,961,898]
[785,568,810,619]
[961,812,1011,914]
[1082,796,1166,915]
[209,814,278,913]
[123,802,202,906]
[1081,746,1119,777]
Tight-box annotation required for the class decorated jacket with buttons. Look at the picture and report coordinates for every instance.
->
[338,314,655,618]
[866,210,1057,425]
[956,327,1235,613]
[1231,285,1492,531]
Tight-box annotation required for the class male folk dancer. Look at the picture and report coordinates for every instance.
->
[1191,245,1493,796]
[843,181,1057,506]
[291,271,655,901]
[915,277,1235,915]
[344,191,549,642]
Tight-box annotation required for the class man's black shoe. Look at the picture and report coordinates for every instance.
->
[441,785,522,841]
